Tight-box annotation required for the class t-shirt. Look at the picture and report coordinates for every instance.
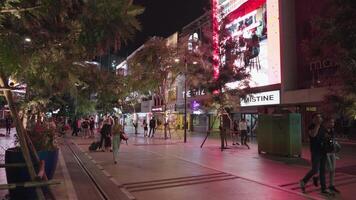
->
[239,121,248,131]
[308,123,325,153]
[112,124,123,135]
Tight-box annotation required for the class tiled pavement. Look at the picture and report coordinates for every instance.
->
[68,126,356,200]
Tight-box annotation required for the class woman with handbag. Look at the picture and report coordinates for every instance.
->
[112,117,123,164]
[324,118,341,193]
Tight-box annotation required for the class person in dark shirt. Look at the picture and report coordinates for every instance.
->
[300,113,332,195]
[5,113,12,135]
[149,117,156,138]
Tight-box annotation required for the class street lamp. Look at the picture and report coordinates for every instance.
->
[184,60,187,143]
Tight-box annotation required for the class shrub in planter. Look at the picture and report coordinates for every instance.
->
[5,120,59,199]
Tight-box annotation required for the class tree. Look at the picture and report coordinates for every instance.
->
[0,1,143,198]
[127,17,252,146]
[301,0,356,119]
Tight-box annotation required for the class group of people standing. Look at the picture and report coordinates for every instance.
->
[142,117,157,138]
[71,117,95,138]
[300,113,341,195]
[231,118,250,149]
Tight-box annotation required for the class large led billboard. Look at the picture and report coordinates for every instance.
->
[215,0,281,88]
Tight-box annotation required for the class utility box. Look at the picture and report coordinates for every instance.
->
[257,113,302,157]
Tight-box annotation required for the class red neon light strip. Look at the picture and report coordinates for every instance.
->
[211,0,219,79]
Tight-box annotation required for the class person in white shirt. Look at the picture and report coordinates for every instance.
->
[239,119,250,149]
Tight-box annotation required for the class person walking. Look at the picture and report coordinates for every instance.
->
[300,114,332,195]
[149,117,156,138]
[99,119,111,151]
[143,120,148,137]
[71,118,79,136]
[111,117,122,164]
[239,119,250,149]
[5,113,12,135]
[232,120,240,145]
[81,118,90,138]
[325,117,341,193]
[89,117,95,138]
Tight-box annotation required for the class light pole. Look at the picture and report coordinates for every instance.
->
[184,60,187,143]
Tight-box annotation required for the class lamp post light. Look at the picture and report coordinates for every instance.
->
[183,60,188,143]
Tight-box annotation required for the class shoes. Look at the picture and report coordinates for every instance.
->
[313,176,319,187]
[114,161,117,164]
[232,143,235,145]
[299,180,306,193]
[329,186,340,193]
[321,189,334,196]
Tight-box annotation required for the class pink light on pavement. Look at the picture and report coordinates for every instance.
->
[211,0,219,79]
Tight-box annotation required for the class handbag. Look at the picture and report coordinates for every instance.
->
[323,137,335,153]
[120,132,129,141]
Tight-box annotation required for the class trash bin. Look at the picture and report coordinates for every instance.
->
[257,113,301,157]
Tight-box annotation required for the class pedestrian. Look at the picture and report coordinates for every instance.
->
[111,117,122,164]
[89,117,95,138]
[232,120,240,145]
[81,118,90,138]
[71,118,79,136]
[143,120,148,137]
[132,119,138,135]
[5,113,12,135]
[239,118,250,149]
[99,119,111,152]
[300,114,332,195]
[149,117,156,138]
[325,117,341,193]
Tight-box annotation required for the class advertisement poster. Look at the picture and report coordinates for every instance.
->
[218,0,281,88]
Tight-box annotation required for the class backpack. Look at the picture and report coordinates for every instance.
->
[89,141,100,151]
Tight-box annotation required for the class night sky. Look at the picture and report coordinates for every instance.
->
[118,0,210,58]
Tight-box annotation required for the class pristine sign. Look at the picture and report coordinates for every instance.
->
[240,90,280,107]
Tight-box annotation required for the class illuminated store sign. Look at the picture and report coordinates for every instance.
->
[240,90,280,107]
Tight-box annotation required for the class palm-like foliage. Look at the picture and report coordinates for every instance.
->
[0,0,144,116]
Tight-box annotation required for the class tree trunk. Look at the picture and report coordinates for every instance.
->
[0,73,45,199]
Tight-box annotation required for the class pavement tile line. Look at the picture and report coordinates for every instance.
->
[58,148,79,200]
[279,173,348,187]
[124,174,237,189]
[122,172,226,186]
[128,176,239,193]
[141,148,325,200]
[71,139,137,200]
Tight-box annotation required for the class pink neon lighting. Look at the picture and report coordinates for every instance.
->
[211,0,219,79]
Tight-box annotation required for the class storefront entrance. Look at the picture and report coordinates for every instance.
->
[241,113,259,137]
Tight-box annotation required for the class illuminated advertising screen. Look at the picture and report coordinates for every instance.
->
[216,0,281,88]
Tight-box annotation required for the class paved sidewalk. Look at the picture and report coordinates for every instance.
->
[70,126,356,200]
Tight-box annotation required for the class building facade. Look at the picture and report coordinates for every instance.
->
[174,0,350,140]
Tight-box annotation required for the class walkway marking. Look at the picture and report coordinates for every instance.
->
[281,172,356,195]
[120,188,136,200]
[125,173,238,192]
[59,149,79,200]
[141,148,324,200]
